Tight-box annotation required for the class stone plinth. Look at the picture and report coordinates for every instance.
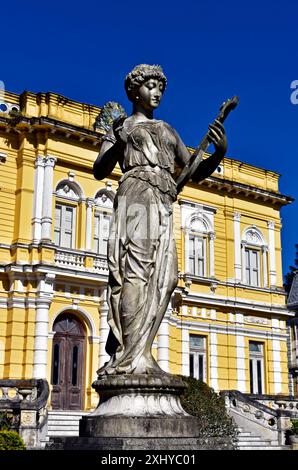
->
[46,374,235,450]
[80,373,199,439]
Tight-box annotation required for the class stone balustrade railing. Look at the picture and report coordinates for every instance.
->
[221,390,292,446]
[93,255,109,273]
[55,249,85,269]
[247,394,298,416]
[0,379,49,449]
[54,248,108,273]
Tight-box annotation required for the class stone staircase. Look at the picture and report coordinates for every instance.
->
[47,410,89,438]
[46,409,290,450]
[237,427,286,450]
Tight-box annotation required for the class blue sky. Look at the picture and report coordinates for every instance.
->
[1,0,298,277]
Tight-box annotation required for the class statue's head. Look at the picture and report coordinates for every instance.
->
[125,64,167,103]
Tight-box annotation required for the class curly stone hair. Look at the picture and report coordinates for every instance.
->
[125,64,167,102]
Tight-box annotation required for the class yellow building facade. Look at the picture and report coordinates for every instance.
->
[0,90,293,411]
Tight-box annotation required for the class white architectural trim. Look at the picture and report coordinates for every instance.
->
[50,305,97,338]
[209,332,218,391]
[181,202,215,278]
[268,221,277,286]
[41,156,57,241]
[181,326,189,376]
[272,339,282,393]
[241,225,268,287]
[236,335,247,392]
[85,198,94,251]
[55,178,85,201]
[33,297,52,379]
[209,232,215,277]
[234,212,242,282]
[98,288,110,368]
[32,156,45,242]
[262,247,268,288]
[157,308,171,372]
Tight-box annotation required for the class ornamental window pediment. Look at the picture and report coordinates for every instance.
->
[55,180,84,202]
[94,188,115,209]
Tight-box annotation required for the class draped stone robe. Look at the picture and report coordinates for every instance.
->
[98,118,190,375]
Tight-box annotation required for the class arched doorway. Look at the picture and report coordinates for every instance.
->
[51,313,86,410]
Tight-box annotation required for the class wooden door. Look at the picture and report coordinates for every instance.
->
[51,313,86,410]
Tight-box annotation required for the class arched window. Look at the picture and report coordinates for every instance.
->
[241,227,268,287]
[54,180,84,249]
[93,188,114,256]
[184,213,215,278]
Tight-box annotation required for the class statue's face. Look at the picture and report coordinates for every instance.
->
[136,78,164,110]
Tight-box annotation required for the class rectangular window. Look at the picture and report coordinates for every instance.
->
[189,335,207,381]
[54,204,76,248]
[93,212,111,255]
[245,248,260,286]
[249,341,264,394]
[188,235,205,276]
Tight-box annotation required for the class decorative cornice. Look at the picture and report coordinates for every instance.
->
[0,115,101,147]
[199,175,293,207]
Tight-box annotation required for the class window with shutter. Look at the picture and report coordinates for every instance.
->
[54,204,76,248]
[189,335,207,381]
[245,248,260,286]
[93,212,111,255]
[188,235,205,276]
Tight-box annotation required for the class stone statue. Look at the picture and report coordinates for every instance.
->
[93,64,235,379]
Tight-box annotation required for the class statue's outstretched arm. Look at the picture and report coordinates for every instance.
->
[191,121,226,183]
[93,136,124,181]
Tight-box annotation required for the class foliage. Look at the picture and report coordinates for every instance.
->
[179,376,238,446]
[0,431,26,450]
[290,419,298,435]
[0,411,14,431]
[284,243,298,293]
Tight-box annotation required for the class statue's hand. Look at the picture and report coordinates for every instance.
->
[112,113,127,142]
[208,120,227,156]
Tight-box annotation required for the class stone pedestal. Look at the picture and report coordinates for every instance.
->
[80,373,200,440]
[46,373,234,450]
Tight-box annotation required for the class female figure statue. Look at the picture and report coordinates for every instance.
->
[93,64,227,376]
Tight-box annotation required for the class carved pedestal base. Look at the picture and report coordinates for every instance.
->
[80,373,199,439]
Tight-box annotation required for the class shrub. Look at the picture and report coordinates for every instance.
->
[0,411,14,431]
[179,376,238,446]
[0,431,26,450]
[291,419,298,435]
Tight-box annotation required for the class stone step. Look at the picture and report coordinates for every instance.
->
[238,436,275,442]
[238,446,285,451]
[48,420,81,426]
[47,410,88,438]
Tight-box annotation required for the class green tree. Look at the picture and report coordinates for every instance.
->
[284,244,298,294]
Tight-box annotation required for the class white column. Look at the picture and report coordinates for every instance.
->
[268,221,277,286]
[33,273,55,378]
[210,331,218,391]
[272,319,282,393]
[235,314,246,392]
[234,212,242,283]
[32,156,45,242]
[209,232,215,277]
[181,326,189,376]
[236,334,246,392]
[262,246,268,287]
[157,308,171,372]
[184,228,190,273]
[98,289,110,368]
[41,156,56,241]
[85,198,94,251]
[241,242,246,284]
[33,299,51,378]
